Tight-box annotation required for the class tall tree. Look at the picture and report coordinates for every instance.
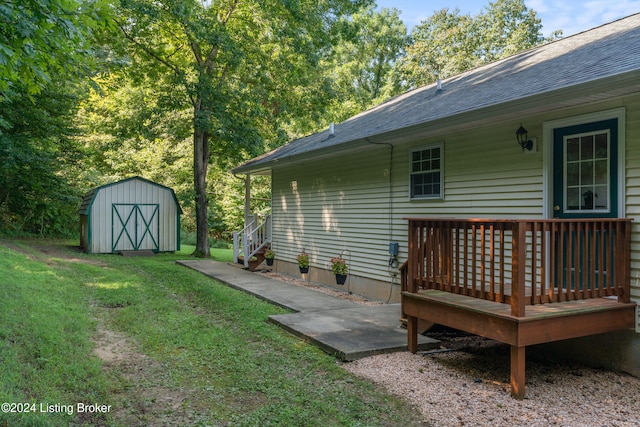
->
[397,0,561,90]
[398,7,476,89]
[0,0,111,235]
[74,72,196,228]
[325,6,407,121]
[114,0,370,257]
[0,78,84,235]
[475,0,561,62]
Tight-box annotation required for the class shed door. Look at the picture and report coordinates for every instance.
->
[112,204,160,252]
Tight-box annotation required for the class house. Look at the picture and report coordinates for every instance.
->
[232,14,640,397]
[79,176,182,254]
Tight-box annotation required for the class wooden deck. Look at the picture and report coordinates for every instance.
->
[402,218,636,399]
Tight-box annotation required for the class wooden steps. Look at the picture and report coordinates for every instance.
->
[237,246,268,271]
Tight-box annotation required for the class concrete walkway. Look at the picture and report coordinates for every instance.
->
[177,260,438,361]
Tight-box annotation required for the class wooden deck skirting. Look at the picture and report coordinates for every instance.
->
[402,218,636,399]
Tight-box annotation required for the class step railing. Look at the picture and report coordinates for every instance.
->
[404,218,632,317]
[233,214,271,268]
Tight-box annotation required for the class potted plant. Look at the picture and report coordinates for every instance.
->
[296,250,310,274]
[264,248,275,266]
[330,256,348,285]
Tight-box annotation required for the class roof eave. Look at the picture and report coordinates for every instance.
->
[232,69,640,175]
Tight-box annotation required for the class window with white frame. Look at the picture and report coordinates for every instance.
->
[410,144,443,199]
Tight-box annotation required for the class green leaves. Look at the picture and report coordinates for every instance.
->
[324,5,407,122]
[0,1,114,237]
[0,0,565,240]
[109,0,372,254]
[0,0,111,97]
[0,78,86,236]
[397,0,561,90]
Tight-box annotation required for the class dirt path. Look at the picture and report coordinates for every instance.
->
[2,240,194,425]
[92,307,192,426]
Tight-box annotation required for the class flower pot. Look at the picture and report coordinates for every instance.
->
[266,258,274,266]
[299,266,309,274]
[335,274,347,285]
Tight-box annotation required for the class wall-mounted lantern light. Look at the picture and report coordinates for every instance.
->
[516,124,534,151]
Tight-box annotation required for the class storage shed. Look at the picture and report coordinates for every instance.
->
[79,176,182,254]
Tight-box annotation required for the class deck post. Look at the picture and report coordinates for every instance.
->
[510,345,525,399]
[407,315,418,353]
[619,220,632,303]
[402,217,634,401]
[510,221,526,317]
[408,221,418,293]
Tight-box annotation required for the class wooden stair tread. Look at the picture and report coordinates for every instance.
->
[237,246,268,272]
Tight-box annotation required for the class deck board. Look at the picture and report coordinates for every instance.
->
[402,290,636,347]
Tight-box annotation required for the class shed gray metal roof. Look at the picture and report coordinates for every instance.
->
[78,176,183,215]
[233,13,640,175]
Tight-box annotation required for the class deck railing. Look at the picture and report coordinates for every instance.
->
[404,218,632,316]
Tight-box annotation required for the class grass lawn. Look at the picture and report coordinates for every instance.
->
[0,240,423,426]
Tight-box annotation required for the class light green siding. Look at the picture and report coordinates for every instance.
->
[272,148,396,281]
[271,95,640,332]
[624,95,640,325]
[272,122,545,282]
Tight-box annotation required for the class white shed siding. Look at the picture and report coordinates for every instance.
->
[86,178,179,254]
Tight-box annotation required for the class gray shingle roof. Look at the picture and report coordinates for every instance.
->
[233,13,640,174]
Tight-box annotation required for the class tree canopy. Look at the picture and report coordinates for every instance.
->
[111,0,373,256]
[397,0,561,89]
[324,5,408,122]
[0,0,562,241]
[0,0,111,235]
[0,0,109,100]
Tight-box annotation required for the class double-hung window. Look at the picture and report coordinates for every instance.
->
[410,144,443,199]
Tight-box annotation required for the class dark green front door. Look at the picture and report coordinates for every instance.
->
[112,204,160,252]
[552,118,618,219]
[552,118,619,289]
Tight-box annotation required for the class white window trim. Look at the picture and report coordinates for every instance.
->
[409,143,444,200]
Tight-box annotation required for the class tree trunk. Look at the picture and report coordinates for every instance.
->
[193,116,210,258]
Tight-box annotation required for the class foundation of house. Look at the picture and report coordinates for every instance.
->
[541,329,640,378]
[267,260,402,303]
